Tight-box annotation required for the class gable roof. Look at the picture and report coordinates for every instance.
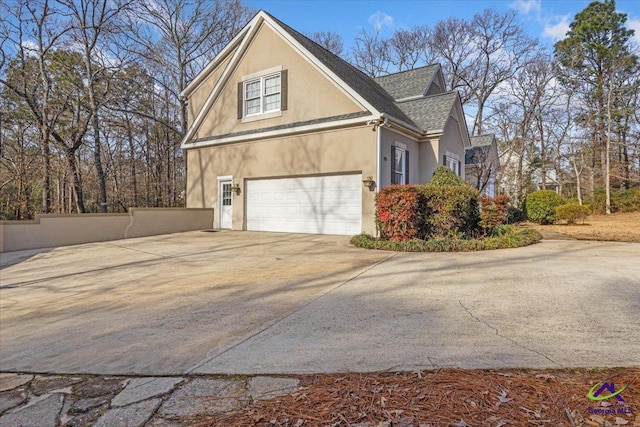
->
[374,64,441,100]
[466,134,497,164]
[182,10,472,146]
[469,134,495,147]
[396,91,458,132]
[265,12,414,125]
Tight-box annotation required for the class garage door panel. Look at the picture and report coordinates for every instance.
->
[246,174,362,235]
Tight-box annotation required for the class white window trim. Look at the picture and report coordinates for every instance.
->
[242,66,283,121]
[393,142,408,185]
[444,151,460,176]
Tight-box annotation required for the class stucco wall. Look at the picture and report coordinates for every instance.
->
[186,125,378,234]
[436,116,467,179]
[193,22,365,140]
[188,54,235,126]
[0,208,214,253]
[379,128,422,187]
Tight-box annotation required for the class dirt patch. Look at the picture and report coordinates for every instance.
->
[205,368,640,427]
[525,211,640,242]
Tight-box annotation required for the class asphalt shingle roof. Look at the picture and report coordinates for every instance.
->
[465,135,495,164]
[374,64,440,100]
[469,134,495,147]
[266,12,414,125]
[395,91,458,132]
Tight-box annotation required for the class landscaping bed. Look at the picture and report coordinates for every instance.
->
[206,367,640,427]
[351,225,541,252]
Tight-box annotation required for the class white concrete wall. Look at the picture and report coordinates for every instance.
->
[0,208,214,253]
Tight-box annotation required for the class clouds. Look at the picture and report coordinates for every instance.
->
[541,15,571,41]
[510,0,541,17]
[628,18,640,45]
[368,11,393,31]
[510,0,569,42]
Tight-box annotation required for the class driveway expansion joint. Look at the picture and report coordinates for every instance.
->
[186,252,399,374]
[458,300,561,367]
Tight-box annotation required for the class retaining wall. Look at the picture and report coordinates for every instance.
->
[0,208,214,253]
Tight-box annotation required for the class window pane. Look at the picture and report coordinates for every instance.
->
[245,80,260,99]
[395,149,405,174]
[222,184,232,206]
[245,98,260,115]
[264,75,280,95]
[264,93,280,111]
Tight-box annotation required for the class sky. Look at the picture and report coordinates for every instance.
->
[244,0,640,51]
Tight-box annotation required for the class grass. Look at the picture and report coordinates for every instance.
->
[351,225,541,252]
[525,211,640,242]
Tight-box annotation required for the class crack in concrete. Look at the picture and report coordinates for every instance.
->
[186,253,399,374]
[458,300,561,367]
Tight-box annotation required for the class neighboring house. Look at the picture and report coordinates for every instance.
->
[499,148,560,203]
[465,134,500,197]
[180,11,471,235]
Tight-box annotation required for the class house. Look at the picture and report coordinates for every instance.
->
[180,11,471,235]
[499,148,561,204]
[465,134,500,197]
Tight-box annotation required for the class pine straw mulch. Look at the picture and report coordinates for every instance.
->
[201,368,639,427]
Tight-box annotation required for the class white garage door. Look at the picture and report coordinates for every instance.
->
[246,174,362,235]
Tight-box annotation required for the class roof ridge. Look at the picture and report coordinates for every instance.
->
[375,63,440,80]
[395,90,457,104]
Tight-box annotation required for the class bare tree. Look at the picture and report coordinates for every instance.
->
[0,0,71,213]
[60,0,131,212]
[351,27,390,78]
[388,26,430,72]
[308,31,343,56]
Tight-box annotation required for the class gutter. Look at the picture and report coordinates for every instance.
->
[380,113,424,138]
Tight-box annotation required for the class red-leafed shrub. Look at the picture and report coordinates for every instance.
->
[480,194,509,234]
[375,185,425,242]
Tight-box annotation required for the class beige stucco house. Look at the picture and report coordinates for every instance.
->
[181,11,471,235]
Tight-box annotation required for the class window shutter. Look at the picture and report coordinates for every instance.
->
[391,145,397,184]
[281,69,288,111]
[405,151,410,184]
[443,154,447,166]
[237,82,243,119]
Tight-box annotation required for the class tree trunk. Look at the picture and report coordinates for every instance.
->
[92,111,108,212]
[66,149,86,213]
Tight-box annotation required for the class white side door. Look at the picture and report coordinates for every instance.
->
[218,180,232,229]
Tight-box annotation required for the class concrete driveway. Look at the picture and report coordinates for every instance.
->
[1,231,638,375]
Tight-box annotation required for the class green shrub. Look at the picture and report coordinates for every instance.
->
[525,190,565,224]
[429,166,469,186]
[555,203,590,224]
[417,184,480,238]
[584,188,640,214]
[375,185,424,242]
[350,226,540,252]
[506,206,527,224]
[480,194,509,233]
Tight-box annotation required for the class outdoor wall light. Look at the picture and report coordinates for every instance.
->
[230,183,241,195]
[362,176,376,191]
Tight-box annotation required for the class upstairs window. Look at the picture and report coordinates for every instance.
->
[238,69,288,120]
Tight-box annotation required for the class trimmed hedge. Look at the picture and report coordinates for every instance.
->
[429,166,468,186]
[525,190,565,224]
[375,172,480,241]
[555,203,590,224]
[351,225,541,252]
[419,184,480,238]
[375,185,425,242]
